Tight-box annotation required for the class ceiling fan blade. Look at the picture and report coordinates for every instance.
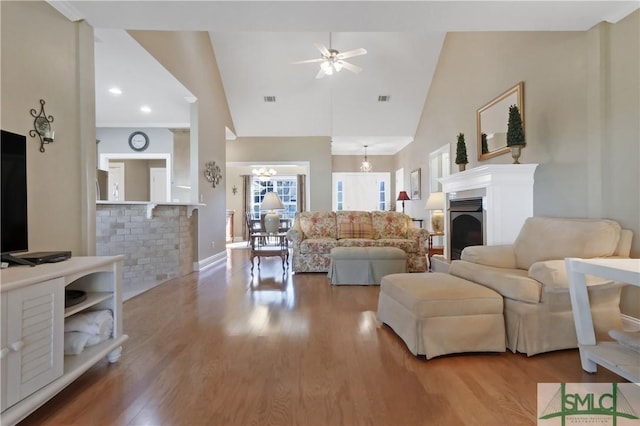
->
[339,61,362,74]
[315,68,326,79]
[336,48,367,60]
[292,58,324,64]
[314,43,331,57]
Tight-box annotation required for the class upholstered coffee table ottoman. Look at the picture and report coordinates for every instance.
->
[328,247,407,285]
[377,273,506,359]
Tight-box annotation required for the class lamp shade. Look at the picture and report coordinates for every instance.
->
[260,191,284,211]
[425,192,445,233]
[425,192,444,211]
[261,192,284,234]
[397,191,410,201]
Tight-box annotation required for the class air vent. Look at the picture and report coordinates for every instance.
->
[378,95,390,102]
[263,96,276,103]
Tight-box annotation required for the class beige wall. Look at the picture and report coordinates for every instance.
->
[1,1,96,256]
[123,160,150,201]
[226,136,332,212]
[604,11,640,316]
[130,31,234,264]
[171,129,191,202]
[402,13,639,316]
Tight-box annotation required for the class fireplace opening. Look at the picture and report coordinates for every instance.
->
[449,198,483,260]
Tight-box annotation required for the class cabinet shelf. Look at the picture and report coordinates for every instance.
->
[64,292,112,317]
[2,335,128,426]
[63,335,129,374]
[1,256,125,426]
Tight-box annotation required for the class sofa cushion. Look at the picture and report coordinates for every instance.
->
[528,260,613,289]
[299,238,339,254]
[450,260,542,303]
[541,279,622,312]
[513,217,621,270]
[614,229,633,257]
[336,238,372,248]
[298,211,337,239]
[461,245,517,269]
[369,238,419,253]
[337,222,374,239]
[371,211,409,239]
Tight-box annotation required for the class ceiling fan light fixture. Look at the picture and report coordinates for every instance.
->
[321,61,333,75]
[294,34,367,79]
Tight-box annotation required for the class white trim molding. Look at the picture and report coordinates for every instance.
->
[194,251,227,272]
[440,164,538,259]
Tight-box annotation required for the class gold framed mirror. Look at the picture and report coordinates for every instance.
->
[477,81,524,161]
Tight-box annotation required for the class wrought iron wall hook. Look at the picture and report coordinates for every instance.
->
[29,99,55,152]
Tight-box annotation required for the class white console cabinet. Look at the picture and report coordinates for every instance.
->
[0,256,128,426]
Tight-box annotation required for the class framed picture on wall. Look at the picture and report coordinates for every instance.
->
[410,168,421,200]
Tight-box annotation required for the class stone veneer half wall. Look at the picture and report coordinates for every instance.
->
[96,203,195,300]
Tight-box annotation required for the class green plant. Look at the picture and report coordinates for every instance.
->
[455,133,468,164]
[507,105,526,147]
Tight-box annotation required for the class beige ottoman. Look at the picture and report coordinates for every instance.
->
[377,273,506,359]
[328,247,407,285]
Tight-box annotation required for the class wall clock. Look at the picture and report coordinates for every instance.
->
[204,161,223,188]
[128,131,149,152]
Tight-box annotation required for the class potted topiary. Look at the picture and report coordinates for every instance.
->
[455,133,468,171]
[481,132,489,154]
[506,104,525,163]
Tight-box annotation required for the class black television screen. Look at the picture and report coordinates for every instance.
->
[1,130,28,254]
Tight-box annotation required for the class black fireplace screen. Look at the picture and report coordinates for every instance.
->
[449,198,483,260]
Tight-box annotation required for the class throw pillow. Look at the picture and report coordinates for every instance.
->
[337,222,374,239]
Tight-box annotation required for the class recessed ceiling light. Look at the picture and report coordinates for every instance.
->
[140,106,151,113]
[109,87,122,95]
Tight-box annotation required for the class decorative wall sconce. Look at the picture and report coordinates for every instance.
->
[232,185,238,195]
[29,99,55,152]
[204,161,223,188]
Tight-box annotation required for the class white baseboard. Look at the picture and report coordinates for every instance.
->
[621,314,640,331]
[193,251,227,272]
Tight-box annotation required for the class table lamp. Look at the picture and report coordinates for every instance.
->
[260,191,284,234]
[396,191,410,213]
[425,191,445,233]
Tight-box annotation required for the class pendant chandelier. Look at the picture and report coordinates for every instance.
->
[360,145,372,172]
[252,167,277,181]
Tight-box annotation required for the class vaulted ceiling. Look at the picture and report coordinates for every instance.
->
[52,1,638,155]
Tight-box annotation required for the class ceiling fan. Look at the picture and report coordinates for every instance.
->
[293,36,367,79]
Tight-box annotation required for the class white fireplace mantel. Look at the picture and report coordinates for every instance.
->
[439,164,538,259]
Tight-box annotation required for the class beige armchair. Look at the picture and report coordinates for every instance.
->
[448,217,633,356]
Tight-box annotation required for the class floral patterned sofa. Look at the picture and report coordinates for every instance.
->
[286,211,428,273]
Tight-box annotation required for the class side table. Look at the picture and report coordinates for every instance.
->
[250,232,289,274]
[427,232,444,271]
[566,257,640,383]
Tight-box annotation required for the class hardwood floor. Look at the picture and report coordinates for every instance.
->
[19,249,624,426]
